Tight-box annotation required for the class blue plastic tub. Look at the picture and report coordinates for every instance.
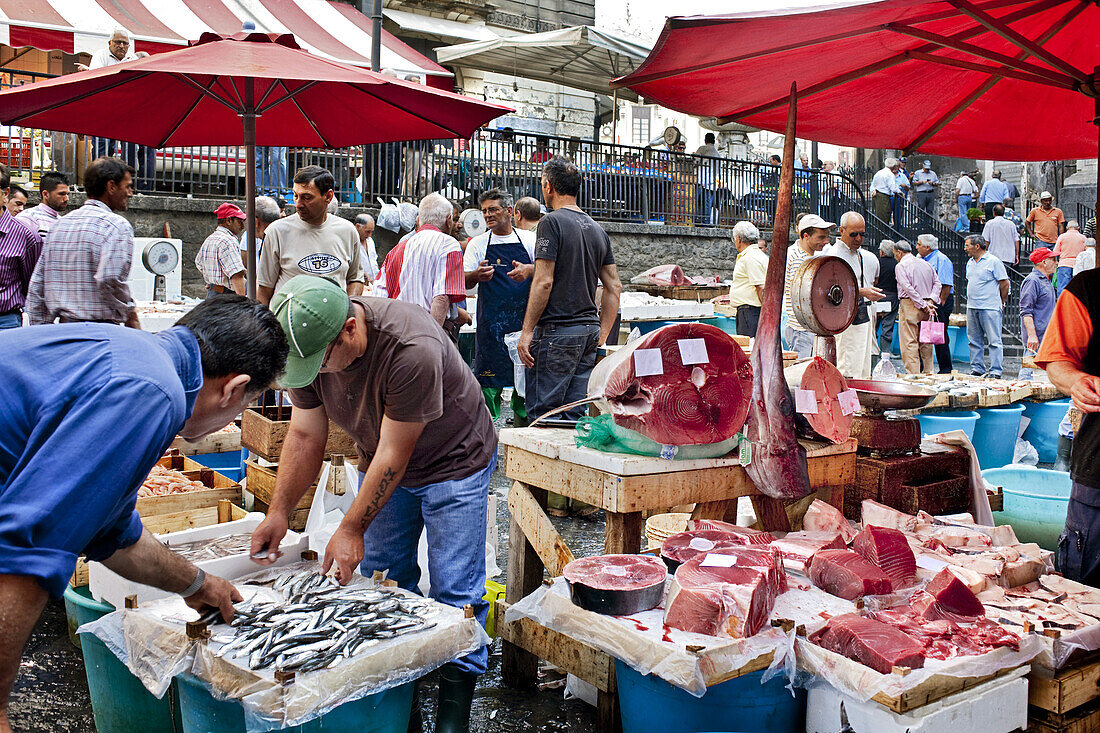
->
[63,586,182,733]
[917,411,980,440]
[189,450,245,473]
[175,674,413,733]
[984,466,1071,551]
[1022,399,1071,464]
[615,660,804,733]
[971,404,1026,469]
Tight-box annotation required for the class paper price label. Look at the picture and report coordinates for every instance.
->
[634,348,664,377]
[794,389,819,414]
[700,553,738,568]
[838,389,860,415]
[738,438,753,466]
[677,338,709,365]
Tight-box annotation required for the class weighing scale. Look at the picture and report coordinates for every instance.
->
[789,255,858,364]
[141,239,179,302]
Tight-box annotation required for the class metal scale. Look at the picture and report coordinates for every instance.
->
[141,239,179,302]
[789,255,858,364]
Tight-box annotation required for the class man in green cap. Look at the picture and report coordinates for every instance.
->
[250,275,496,733]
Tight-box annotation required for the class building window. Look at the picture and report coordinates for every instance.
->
[632,107,651,146]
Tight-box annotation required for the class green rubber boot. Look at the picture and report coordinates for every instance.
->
[435,663,477,733]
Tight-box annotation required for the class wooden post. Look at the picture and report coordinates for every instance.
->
[604,512,643,555]
[501,483,547,689]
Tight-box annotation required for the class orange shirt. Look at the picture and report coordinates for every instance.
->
[1026,206,1065,244]
[1035,289,1092,371]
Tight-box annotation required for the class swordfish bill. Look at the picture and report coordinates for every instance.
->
[745,83,812,500]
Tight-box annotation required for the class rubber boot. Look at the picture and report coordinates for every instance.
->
[1055,436,1073,473]
[407,678,423,733]
[435,663,477,733]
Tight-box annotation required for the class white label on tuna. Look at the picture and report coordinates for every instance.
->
[634,348,664,376]
[916,555,949,572]
[700,554,738,568]
[794,389,819,414]
[677,338,709,365]
[688,537,716,551]
[602,565,629,576]
[838,389,860,415]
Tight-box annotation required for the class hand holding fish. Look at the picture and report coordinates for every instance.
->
[323,525,365,585]
[183,573,242,622]
[249,514,288,565]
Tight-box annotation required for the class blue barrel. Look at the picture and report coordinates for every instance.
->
[175,673,413,733]
[948,325,968,363]
[972,404,1026,469]
[1022,399,1071,463]
[917,411,979,440]
[63,586,182,733]
[985,466,1071,551]
[615,660,804,733]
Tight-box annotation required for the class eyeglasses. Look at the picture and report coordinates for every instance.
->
[321,339,338,368]
[480,206,504,215]
[848,231,866,237]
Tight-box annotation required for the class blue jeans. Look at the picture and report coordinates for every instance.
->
[358,453,495,675]
[525,322,600,420]
[1057,266,1073,298]
[956,195,973,231]
[967,308,1003,376]
[0,312,20,329]
[256,146,288,195]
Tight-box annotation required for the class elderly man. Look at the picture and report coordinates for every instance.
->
[729,221,768,337]
[256,166,363,306]
[964,234,1010,377]
[0,164,42,330]
[982,203,1020,265]
[1026,191,1065,249]
[250,277,495,733]
[196,203,247,297]
[917,234,955,374]
[1018,247,1058,380]
[784,214,833,357]
[1074,238,1097,277]
[876,239,899,356]
[824,212,884,379]
[513,197,542,232]
[893,240,941,374]
[26,157,138,328]
[16,171,69,239]
[240,195,282,263]
[1,295,288,732]
[979,171,1010,220]
[5,186,26,217]
[353,213,380,283]
[911,160,940,217]
[870,158,901,226]
[1054,220,1087,296]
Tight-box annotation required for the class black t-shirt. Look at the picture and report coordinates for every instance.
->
[877,255,899,303]
[534,208,615,326]
[1064,270,1100,486]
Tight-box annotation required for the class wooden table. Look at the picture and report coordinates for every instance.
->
[497,427,857,732]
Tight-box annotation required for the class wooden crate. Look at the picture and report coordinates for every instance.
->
[135,455,242,518]
[170,423,241,455]
[1029,697,1100,732]
[241,407,357,461]
[244,460,320,510]
[632,283,729,302]
[1030,656,1100,715]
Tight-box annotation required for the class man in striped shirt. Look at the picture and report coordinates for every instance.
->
[26,157,140,328]
[16,171,69,239]
[377,193,466,327]
[195,203,247,297]
[0,163,43,329]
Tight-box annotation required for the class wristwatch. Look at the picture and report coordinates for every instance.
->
[180,568,206,598]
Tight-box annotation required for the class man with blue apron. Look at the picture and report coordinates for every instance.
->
[463,189,536,424]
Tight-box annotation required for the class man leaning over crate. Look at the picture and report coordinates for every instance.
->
[250,275,497,733]
[0,295,289,732]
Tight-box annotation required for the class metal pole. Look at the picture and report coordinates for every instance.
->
[1094,73,1099,231]
[612,89,618,143]
[371,0,383,72]
[244,79,258,298]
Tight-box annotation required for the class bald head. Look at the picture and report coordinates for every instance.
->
[838,211,866,250]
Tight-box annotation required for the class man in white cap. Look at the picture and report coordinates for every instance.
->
[910,160,940,217]
[783,213,833,357]
[823,211,884,379]
[1026,191,1065,249]
[870,158,901,226]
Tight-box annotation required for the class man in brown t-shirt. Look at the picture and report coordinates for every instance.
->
[250,276,496,732]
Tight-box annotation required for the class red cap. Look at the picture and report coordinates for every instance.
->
[215,202,246,220]
[1029,247,1057,264]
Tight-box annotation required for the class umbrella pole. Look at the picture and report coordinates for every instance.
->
[1094,75,1099,229]
[244,81,257,298]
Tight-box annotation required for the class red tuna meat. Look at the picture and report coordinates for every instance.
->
[771,531,846,574]
[637,264,690,286]
[851,525,916,589]
[810,614,925,674]
[661,530,752,569]
[562,554,668,615]
[809,550,893,600]
[664,548,785,637]
[784,356,854,444]
[687,518,775,544]
[802,500,857,543]
[910,568,985,622]
[589,323,753,445]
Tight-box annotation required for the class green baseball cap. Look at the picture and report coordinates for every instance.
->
[270,276,350,389]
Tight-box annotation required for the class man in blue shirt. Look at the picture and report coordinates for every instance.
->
[978,170,1010,221]
[964,234,1010,377]
[0,295,288,728]
[1018,247,1058,380]
[917,234,955,374]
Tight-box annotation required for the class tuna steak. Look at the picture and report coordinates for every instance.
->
[588,323,753,445]
[810,614,925,674]
[809,550,893,600]
[784,356,854,444]
[687,519,774,545]
[562,555,668,615]
[851,525,917,589]
[910,568,985,622]
[661,530,748,571]
[664,548,786,637]
[771,531,846,574]
[861,500,918,532]
[802,500,857,543]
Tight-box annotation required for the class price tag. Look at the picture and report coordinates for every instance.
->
[688,537,716,551]
[738,438,753,466]
[916,555,949,572]
[677,338,709,365]
[700,553,738,568]
[634,348,664,377]
[838,389,860,415]
[794,389,819,414]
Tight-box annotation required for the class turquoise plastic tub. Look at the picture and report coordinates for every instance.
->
[984,466,1071,551]
[175,673,413,733]
[1022,399,1071,464]
[63,586,182,733]
[892,325,966,362]
[615,660,804,733]
[917,411,979,440]
[971,404,1026,469]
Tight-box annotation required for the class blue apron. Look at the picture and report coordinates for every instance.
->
[474,232,532,389]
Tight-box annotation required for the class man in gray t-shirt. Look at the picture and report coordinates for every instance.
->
[518,156,622,421]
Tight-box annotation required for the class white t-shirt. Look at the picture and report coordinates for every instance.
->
[359,236,380,282]
[956,175,978,196]
[982,216,1019,263]
[257,212,363,294]
[823,241,880,289]
[88,48,137,69]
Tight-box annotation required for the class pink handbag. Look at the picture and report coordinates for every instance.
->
[920,311,946,344]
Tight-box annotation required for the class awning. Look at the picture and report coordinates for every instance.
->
[435,25,650,100]
[0,0,452,85]
[382,9,500,43]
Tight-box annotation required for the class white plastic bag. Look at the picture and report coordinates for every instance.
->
[1013,438,1039,466]
[504,331,525,398]
[375,198,402,232]
[304,459,361,555]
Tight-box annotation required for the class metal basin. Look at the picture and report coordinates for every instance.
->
[846,379,937,413]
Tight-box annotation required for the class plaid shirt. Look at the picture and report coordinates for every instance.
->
[16,203,61,239]
[195,226,245,288]
[0,210,43,313]
[26,199,134,324]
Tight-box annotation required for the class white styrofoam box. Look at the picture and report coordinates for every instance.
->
[89,512,307,610]
[619,291,715,322]
[805,668,1029,733]
[565,674,597,707]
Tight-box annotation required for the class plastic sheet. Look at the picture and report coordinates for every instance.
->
[574,414,740,459]
[80,562,490,732]
[505,577,856,697]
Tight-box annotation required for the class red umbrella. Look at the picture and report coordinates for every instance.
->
[0,31,512,293]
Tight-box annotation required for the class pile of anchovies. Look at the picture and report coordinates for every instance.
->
[211,569,436,674]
